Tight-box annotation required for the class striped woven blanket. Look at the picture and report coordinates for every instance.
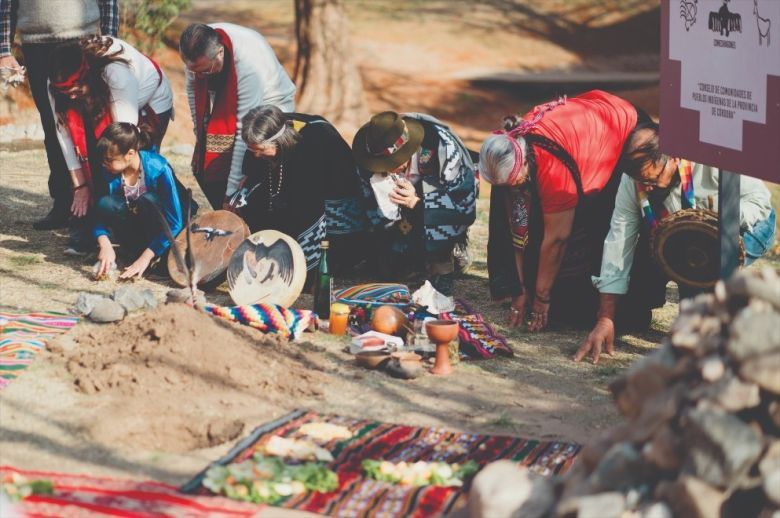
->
[183,410,580,517]
[205,304,316,340]
[0,466,269,517]
[0,312,79,390]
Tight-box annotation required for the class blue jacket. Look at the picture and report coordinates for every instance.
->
[93,150,184,257]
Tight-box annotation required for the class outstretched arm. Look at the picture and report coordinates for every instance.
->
[528,207,575,331]
[574,293,618,364]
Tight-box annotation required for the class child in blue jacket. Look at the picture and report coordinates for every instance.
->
[93,122,187,279]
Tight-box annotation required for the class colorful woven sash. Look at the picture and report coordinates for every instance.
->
[637,159,695,231]
[204,304,316,340]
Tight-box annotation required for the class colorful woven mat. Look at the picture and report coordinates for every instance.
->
[441,299,513,360]
[205,304,316,340]
[182,410,580,518]
[334,283,411,308]
[0,466,268,517]
[0,312,79,390]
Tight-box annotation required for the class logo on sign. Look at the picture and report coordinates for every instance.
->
[680,0,699,31]
[753,0,771,47]
[709,0,743,37]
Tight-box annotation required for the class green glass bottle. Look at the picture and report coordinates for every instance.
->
[313,240,332,319]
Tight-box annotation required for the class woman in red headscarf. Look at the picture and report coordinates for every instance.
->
[479,90,652,331]
[47,35,173,252]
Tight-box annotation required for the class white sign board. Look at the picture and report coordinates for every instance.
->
[661,0,780,182]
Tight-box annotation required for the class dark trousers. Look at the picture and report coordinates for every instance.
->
[22,42,78,207]
[94,192,163,259]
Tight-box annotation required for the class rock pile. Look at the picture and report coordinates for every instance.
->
[468,268,780,518]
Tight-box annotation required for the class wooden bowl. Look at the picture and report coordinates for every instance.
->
[355,351,392,369]
[425,320,459,343]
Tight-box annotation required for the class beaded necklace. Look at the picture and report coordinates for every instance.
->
[267,162,284,211]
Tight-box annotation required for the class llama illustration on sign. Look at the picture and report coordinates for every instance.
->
[709,0,742,37]
[754,0,771,46]
[681,0,698,31]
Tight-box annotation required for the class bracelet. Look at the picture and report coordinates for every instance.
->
[535,293,551,304]
[73,183,88,191]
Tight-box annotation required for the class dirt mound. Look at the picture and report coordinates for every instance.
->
[54,303,327,453]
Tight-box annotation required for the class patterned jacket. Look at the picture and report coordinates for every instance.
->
[359,113,477,252]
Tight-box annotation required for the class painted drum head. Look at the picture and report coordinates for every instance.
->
[226,230,307,307]
[168,210,250,289]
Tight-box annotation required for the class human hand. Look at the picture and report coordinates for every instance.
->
[389,178,420,209]
[574,317,615,364]
[0,55,21,70]
[222,199,237,213]
[528,296,550,332]
[96,242,117,279]
[120,252,153,280]
[507,293,527,328]
[71,186,90,218]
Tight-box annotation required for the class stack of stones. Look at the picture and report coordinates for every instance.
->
[467,268,780,518]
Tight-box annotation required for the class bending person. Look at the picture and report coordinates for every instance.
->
[575,123,775,364]
[234,106,367,282]
[47,35,173,253]
[480,90,650,331]
[352,111,477,296]
[93,123,190,280]
[179,23,296,210]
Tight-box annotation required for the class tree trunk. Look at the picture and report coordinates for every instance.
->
[294,0,368,135]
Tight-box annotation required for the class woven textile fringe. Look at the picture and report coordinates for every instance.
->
[0,312,79,389]
[205,303,316,340]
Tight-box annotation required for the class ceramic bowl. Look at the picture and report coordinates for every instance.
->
[425,320,459,343]
[355,350,392,369]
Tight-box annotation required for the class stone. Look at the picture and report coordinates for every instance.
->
[657,476,725,518]
[610,362,675,419]
[87,299,126,323]
[112,287,148,312]
[141,289,157,309]
[725,271,780,311]
[629,386,684,443]
[166,143,195,156]
[728,307,780,362]
[72,292,109,316]
[700,356,726,382]
[640,502,674,518]
[693,375,761,412]
[165,288,207,307]
[642,426,681,472]
[467,460,554,518]
[590,443,647,493]
[740,353,780,395]
[759,442,780,506]
[682,408,763,487]
[768,401,780,430]
[557,492,625,518]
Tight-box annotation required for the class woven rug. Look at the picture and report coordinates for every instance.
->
[182,410,580,517]
[441,299,513,360]
[0,466,267,517]
[0,311,79,390]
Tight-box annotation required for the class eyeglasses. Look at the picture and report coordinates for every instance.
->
[636,158,670,187]
[189,47,224,77]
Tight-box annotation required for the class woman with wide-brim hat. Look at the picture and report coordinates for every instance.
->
[352,111,477,296]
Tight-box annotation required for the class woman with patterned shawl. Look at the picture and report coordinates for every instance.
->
[480,90,652,331]
[233,106,367,283]
[352,111,478,297]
